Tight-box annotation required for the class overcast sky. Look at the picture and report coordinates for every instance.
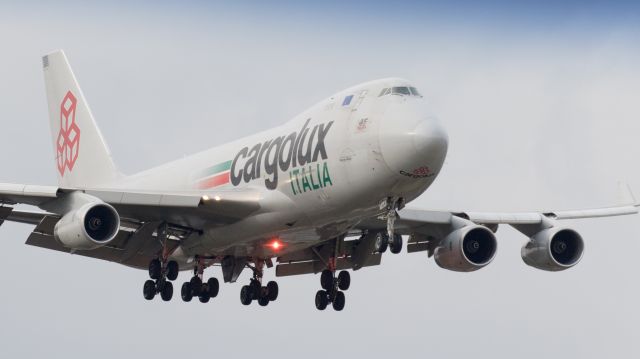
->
[0,1,639,358]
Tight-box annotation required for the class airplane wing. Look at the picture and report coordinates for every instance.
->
[0,183,263,268]
[355,203,639,256]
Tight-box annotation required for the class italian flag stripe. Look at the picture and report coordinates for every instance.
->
[197,171,230,189]
[195,160,232,189]
[197,160,232,179]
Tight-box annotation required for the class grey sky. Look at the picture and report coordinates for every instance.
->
[0,3,638,358]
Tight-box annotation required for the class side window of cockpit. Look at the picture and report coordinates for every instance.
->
[378,88,390,96]
[409,87,422,97]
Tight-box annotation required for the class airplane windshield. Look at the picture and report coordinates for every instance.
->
[378,86,421,97]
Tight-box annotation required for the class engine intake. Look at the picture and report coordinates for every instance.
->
[435,225,497,272]
[521,228,584,271]
[54,202,120,250]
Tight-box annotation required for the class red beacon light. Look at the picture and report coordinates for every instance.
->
[266,239,284,251]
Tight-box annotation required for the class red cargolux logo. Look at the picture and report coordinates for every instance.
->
[56,91,80,176]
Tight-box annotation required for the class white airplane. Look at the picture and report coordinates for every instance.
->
[1,50,637,311]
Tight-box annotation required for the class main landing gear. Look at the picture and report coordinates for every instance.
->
[315,269,350,311]
[239,260,279,307]
[143,223,180,301]
[143,258,179,301]
[180,259,219,303]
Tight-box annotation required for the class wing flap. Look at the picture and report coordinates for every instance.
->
[0,183,58,206]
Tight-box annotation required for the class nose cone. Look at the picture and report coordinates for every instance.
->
[379,102,448,179]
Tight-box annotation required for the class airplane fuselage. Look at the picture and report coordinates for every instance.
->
[114,78,449,258]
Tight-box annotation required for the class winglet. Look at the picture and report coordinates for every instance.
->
[617,182,637,206]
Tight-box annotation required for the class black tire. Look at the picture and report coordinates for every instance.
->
[374,232,389,253]
[315,290,328,310]
[207,278,220,298]
[190,276,202,296]
[148,259,162,280]
[332,291,345,311]
[181,282,193,302]
[160,281,173,301]
[166,261,179,281]
[258,295,269,307]
[320,270,333,291]
[198,284,210,303]
[390,234,403,254]
[240,285,253,305]
[250,279,261,299]
[266,281,279,301]
[337,271,351,291]
[143,279,156,300]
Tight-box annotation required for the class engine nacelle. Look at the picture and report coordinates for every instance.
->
[521,228,584,271]
[434,225,497,272]
[54,202,120,250]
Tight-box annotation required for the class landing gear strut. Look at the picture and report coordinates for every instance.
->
[180,258,219,303]
[240,259,279,307]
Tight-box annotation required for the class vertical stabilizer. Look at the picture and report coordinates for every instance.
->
[42,50,120,188]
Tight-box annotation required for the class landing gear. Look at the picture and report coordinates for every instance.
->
[374,232,389,253]
[373,232,403,254]
[142,258,179,301]
[389,233,403,254]
[141,223,183,302]
[180,259,220,303]
[239,260,279,307]
[315,268,350,311]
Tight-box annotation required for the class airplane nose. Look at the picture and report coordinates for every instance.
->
[379,104,448,178]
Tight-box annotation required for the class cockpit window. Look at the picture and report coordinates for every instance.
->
[379,86,422,97]
[379,88,391,96]
[392,87,411,95]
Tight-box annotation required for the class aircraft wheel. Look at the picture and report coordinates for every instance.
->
[198,284,210,303]
[374,232,389,253]
[320,269,333,291]
[258,295,270,307]
[148,259,162,280]
[181,282,193,302]
[207,278,220,298]
[390,234,403,254]
[315,290,328,310]
[190,276,202,296]
[332,291,345,311]
[337,271,350,291]
[266,281,279,301]
[249,279,261,299]
[166,261,179,281]
[240,285,253,305]
[143,279,156,300]
[160,281,173,301]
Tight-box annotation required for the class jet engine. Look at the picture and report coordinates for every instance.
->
[434,225,497,272]
[521,228,584,271]
[54,202,120,250]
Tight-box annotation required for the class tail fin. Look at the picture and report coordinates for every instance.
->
[42,50,120,188]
